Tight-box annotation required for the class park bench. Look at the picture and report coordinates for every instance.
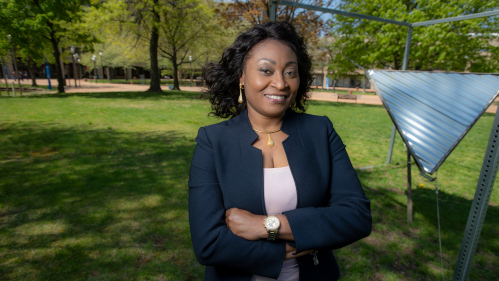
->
[337,90,357,103]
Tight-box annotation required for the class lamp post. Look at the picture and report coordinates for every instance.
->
[70,46,77,87]
[7,35,22,95]
[189,55,193,87]
[99,52,103,80]
[74,53,80,87]
[92,55,96,83]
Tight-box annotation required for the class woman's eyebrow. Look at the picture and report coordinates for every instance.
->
[257,58,276,64]
[256,58,297,66]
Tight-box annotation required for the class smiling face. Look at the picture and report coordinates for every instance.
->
[240,39,300,120]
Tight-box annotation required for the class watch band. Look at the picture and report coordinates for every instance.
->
[267,229,278,241]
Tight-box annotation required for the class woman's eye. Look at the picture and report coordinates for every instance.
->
[259,68,272,74]
[285,71,296,76]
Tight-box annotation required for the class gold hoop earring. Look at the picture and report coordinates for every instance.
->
[238,84,244,104]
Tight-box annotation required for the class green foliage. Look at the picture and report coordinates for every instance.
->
[330,0,499,72]
[0,0,99,92]
[0,0,97,53]
[156,0,231,89]
[82,0,151,70]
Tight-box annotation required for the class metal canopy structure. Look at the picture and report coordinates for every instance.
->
[267,2,499,281]
[271,1,499,164]
[368,70,499,280]
[367,70,499,174]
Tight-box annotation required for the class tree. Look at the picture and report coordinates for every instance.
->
[221,0,334,45]
[330,0,499,73]
[82,3,151,81]
[156,0,226,90]
[87,0,164,92]
[0,0,98,93]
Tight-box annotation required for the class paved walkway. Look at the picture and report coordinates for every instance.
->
[4,79,497,113]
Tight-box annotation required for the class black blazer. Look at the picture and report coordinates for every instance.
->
[188,109,371,281]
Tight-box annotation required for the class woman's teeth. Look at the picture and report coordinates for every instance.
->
[266,95,285,100]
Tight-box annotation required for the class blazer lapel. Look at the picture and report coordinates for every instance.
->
[230,110,267,215]
[281,110,321,209]
[280,110,305,209]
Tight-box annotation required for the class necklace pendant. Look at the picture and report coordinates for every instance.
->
[267,134,274,147]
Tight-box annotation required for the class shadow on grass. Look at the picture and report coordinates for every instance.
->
[0,122,202,280]
[336,169,499,280]
[2,117,498,280]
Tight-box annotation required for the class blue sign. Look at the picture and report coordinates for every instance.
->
[326,77,329,90]
[45,58,52,90]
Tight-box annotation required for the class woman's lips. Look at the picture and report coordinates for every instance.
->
[264,94,287,104]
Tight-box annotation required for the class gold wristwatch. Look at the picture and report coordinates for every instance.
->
[263,215,280,241]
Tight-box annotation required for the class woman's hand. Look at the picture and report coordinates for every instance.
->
[285,243,314,260]
[225,208,267,241]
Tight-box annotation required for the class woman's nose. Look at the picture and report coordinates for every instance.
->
[272,72,287,90]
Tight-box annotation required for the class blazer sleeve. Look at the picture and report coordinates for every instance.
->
[284,116,372,254]
[188,127,286,279]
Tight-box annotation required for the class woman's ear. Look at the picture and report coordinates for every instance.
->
[239,75,244,86]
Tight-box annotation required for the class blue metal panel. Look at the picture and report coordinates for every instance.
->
[367,70,499,174]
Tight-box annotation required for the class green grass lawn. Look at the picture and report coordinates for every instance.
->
[0,92,497,280]
[311,88,377,95]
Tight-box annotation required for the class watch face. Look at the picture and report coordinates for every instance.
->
[265,216,280,230]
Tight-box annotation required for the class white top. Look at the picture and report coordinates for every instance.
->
[251,166,299,281]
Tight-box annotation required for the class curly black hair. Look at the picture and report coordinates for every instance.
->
[201,21,313,119]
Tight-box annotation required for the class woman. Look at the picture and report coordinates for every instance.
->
[189,21,371,281]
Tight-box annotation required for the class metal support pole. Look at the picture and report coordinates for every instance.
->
[402,27,413,71]
[94,61,97,83]
[452,103,499,281]
[190,61,193,86]
[386,27,413,164]
[270,0,277,22]
[407,151,413,224]
[277,0,411,27]
[386,125,397,164]
[403,27,414,224]
[1,57,10,95]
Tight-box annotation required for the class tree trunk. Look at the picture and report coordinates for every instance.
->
[28,57,37,86]
[0,57,9,95]
[29,68,37,86]
[49,35,64,93]
[172,57,180,91]
[146,0,162,93]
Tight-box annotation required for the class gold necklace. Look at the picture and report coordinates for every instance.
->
[252,127,281,147]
